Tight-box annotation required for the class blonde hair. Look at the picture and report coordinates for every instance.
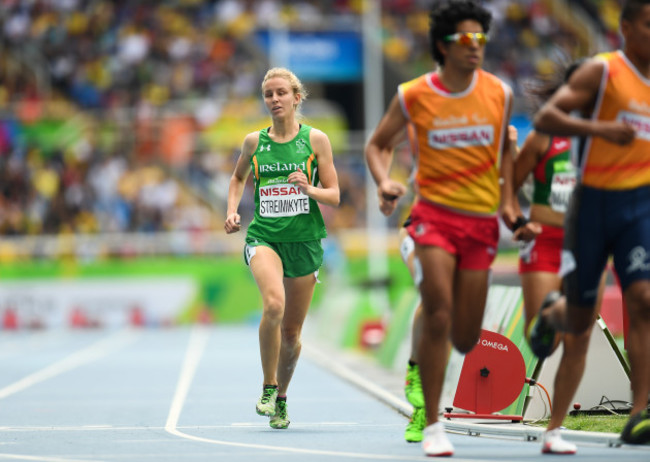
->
[261,67,308,116]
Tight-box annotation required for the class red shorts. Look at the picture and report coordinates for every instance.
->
[406,200,499,270]
[518,224,564,274]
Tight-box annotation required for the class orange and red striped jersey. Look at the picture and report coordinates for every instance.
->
[581,51,650,189]
[398,70,510,215]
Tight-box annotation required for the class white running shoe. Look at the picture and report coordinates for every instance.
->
[422,422,454,457]
[541,428,577,454]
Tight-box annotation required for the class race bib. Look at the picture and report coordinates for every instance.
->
[259,181,310,217]
[549,172,576,213]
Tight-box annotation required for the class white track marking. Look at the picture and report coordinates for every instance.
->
[166,429,434,461]
[0,422,398,432]
[0,454,98,462]
[0,328,138,400]
[165,325,211,430]
[164,326,481,461]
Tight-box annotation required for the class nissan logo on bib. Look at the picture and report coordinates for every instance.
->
[427,125,494,149]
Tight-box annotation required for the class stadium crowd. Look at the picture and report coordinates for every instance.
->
[0,0,621,237]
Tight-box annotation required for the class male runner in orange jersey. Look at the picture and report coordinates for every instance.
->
[530,0,650,446]
[364,0,525,456]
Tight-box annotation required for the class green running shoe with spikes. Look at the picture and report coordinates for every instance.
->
[404,363,424,408]
[269,398,290,429]
[404,406,426,443]
[256,385,278,417]
[621,409,650,445]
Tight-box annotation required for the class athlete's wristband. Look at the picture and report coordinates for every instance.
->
[511,216,529,232]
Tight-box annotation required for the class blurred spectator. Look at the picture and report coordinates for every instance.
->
[0,0,616,239]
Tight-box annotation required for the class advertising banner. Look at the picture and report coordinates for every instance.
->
[255,30,363,82]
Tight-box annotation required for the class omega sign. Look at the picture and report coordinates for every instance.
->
[478,338,509,352]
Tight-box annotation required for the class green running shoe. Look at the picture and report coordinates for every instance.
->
[256,385,278,417]
[269,397,290,429]
[621,410,650,445]
[527,291,561,359]
[404,363,424,408]
[404,406,426,443]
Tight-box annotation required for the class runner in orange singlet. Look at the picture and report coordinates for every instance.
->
[365,0,531,456]
[530,0,650,445]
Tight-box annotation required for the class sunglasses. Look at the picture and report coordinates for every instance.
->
[443,32,489,46]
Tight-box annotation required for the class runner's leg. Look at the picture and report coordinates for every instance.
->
[416,245,455,425]
[249,246,285,386]
[623,280,650,415]
[451,268,490,353]
[277,273,317,395]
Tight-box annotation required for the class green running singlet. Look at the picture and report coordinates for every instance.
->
[247,124,327,243]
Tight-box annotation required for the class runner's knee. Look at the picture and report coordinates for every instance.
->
[566,308,592,335]
[423,306,451,336]
[626,283,650,322]
[451,328,480,354]
[280,326,301,347]
[262,293,285,321]
[561,331,590,357]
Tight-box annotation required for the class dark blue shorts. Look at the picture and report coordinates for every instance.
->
[563,184,650,307]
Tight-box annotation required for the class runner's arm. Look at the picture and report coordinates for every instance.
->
[499,89,517,229]
[365,94,408,215]
[534,59,635,145]
[225,132,256,234]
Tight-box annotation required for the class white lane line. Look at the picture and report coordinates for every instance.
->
[165,325,211,431]
[230,421,362,427]
[165,429,433,461]
[163,326,446,461]
[0,328,138,400]
[0,422,398,432]
[0,454,98,462]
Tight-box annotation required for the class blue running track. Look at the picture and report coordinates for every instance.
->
[0,325,648,461]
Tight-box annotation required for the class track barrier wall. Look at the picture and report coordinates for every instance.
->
[0,256,261,329]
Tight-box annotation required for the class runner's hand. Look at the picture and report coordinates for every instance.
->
[225,212,241,234]
[596,121,636,145]
[288,168,311,195]
[377,179,406,216]
[512,221,542,242]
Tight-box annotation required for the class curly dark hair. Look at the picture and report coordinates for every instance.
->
[428,0,492,66]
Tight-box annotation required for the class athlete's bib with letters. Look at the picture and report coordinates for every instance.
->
[532,136,576,212]
[549,171,576,213]
[259,178,310,217]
